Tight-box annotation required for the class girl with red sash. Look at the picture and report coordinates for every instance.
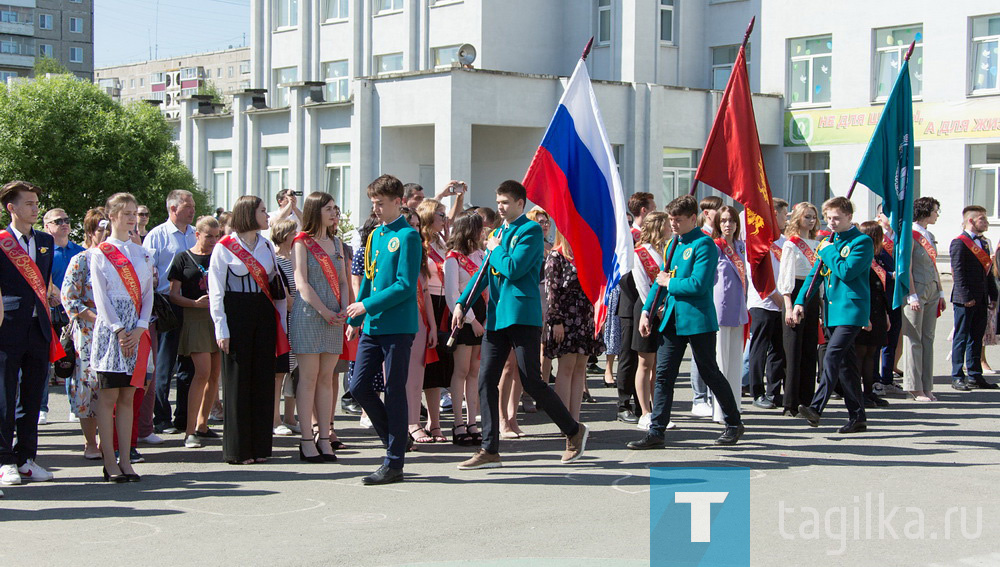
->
[208,195,287,465]
[630,212,671,431]
[91,193,154,482]
[402,209,442,444]
[711,206,749,425]
[290,192,350,462]
[855,222,891,409]
[443,211,488,445]
[777,202,821,416]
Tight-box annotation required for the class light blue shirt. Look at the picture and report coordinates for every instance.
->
[143,220,196,294]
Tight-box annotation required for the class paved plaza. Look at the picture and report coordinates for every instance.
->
[2,279,1000,567]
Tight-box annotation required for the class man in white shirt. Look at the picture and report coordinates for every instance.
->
[268,189,302,230]
[747,199,789,409]
[144,190,197,435]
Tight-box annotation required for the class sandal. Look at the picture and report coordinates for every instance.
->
[452,423,475,446]
[467,422,483,445]
[408,426,433,444]
[427,427,447,443]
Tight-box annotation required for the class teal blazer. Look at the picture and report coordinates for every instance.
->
[457,214,544,331]
[642,227,719,336]
[795,226,873,328]
[348,215,422,335]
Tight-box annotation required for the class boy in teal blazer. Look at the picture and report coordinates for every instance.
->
[345,175,422,485]
[452,180,587,470]
[628,195,744,450]
[791,196,872,433]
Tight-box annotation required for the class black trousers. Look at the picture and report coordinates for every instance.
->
[783,280,819,413]
[221,293,276,462]
[810,325,866,423]
[154,299,194,430]
[952,303,988,381]
[855,343,880,396]
[349,332,414,470]
[479,325,578,454]
[616,316,639,412]
[649,321,742,437]
[0,323,48,466]
[748,307,785,401]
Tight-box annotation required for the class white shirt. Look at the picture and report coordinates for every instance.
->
[778,236,819,296]
[748,235,786,311]
[631,243,663,304]
[9,225,40,316]
[91,238,155,332]
[444,249,486,323]
[144,220,196,294]
[208,233,287,340]
[268,209,300,230]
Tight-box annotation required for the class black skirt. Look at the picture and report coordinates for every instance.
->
[423,294,454,389]
[452,295,487,346]
[631,298,661,354]
[98,371,134,389]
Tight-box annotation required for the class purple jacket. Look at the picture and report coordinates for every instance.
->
[714,239,749,327]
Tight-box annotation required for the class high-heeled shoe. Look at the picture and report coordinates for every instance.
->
[102,467,127,483]
[299,439,324,463]
[316,438,338,462]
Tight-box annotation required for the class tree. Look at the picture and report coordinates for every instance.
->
[33,56,71,76]
[198,79,231,113]
[0,74,209,231]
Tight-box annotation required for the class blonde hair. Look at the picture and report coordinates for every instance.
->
[638,212,670,250]
[552,229,573,260]
[105,192,138,219]
[416,198,445,246]
[270,218,298,246]
[785,202,819,239]
[43,208,66,225]
[194,215,219,233]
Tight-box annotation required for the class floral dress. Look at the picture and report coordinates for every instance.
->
[543,251,605,359]
[350,245,384,392]
[60,250,99,418]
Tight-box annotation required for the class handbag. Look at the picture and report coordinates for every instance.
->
[152,293,179,333]
[53,323,76,379]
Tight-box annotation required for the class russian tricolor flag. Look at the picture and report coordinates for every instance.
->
[523,57,632,336]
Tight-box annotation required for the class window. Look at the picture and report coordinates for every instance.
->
[322,60,349,101]
[69,17,83,33]
[323,0,348,20]
[433,45,461,67]
[325,144,351,210]
[273,66,297,106]
[597,0,611,45]
[240,60,251,74]
[0,71,17,83]
[970,144,1000,217]
[129,79,135,88]
[38,44,53,58]
[181,67,199,79]
[69,0,82,3]
[874,25,923,100]
[662,148,698,204]
[660,0,675,44]
[787,152,830,208]
[212,151,233,210]
[711,44,750,90]
[265,148,290,208]
[788,35,832,106]
[139,78,144,87]
[0,11,17,23]
[374,0,403,14]
[228,66,234,78]
[38,14,52,30]
[216,67,222,78]
[69,47,82,63]
[274,0,298,29]
[181,87,199,97]
[375,52,403,74]
[971,15,1000,94]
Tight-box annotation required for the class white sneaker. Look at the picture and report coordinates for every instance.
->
[138,433,165,445]
[283,422,301,434]
[273,424,293,436]
[0,464,21,485]
[37,411,48,425]
[17,460,53,482]
[68,412,80,423]
[636,413,651,430]
[691,403,713,418]
[184,434,203,448]
[666,421,677,429]
[360,414,373,429]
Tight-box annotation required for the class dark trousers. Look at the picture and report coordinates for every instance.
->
[350,332,413,469]
[221,293,276,462]
[879,306,902,385]
[810,325,866,422]
[650,321,741,437]
[783,281,819,412]
[952,303,988,381]
[616,317,639,412]
[0,324,48,466]
[479,325,578,454]
[748,307,785,401]
[153,299,194,430]
[855,344,879,396]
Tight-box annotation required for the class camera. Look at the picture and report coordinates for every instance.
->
[291,190,304,196]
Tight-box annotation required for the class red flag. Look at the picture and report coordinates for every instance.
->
[693,45,779,300]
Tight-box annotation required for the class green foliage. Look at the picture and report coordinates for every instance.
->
[33,56,71,76]
[0,74,209,231]
[198,79,230,113]
[338,210,356,240]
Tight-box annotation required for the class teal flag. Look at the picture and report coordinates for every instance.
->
[854,56,914,309]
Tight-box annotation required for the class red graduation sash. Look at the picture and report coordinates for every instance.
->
[417,278,439,365]
[882,232,895,256]
[634,245,661,284]
[447,250,488,305]
[770,242,783,261]
[219,235,290,356]
[293,232,342,305]
[97,242,151,388]
[427,244,446,285]
[957,234,992,273]
[0,231,65,362]
[715,238,746,291]
[871,260,887,291]
[630,227,641,244]
[789,235,817,266]
[913,230,936,263]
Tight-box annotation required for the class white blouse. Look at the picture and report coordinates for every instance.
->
[208,233,287,340]
[778,236,819,296]
[631,243,664,304]
[444,249,486,323]
[91,238,155,331]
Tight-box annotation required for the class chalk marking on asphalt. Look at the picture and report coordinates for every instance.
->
[322,512,388,525]
[80,520,162,543]
[164,498,327,516]
[322,480,408,493]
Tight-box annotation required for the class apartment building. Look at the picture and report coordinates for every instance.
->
[0,0,93,82]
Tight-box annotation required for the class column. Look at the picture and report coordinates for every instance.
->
[434,114,472,204]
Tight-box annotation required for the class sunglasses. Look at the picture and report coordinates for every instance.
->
[49,218,70,226]
[138,212,150,217]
